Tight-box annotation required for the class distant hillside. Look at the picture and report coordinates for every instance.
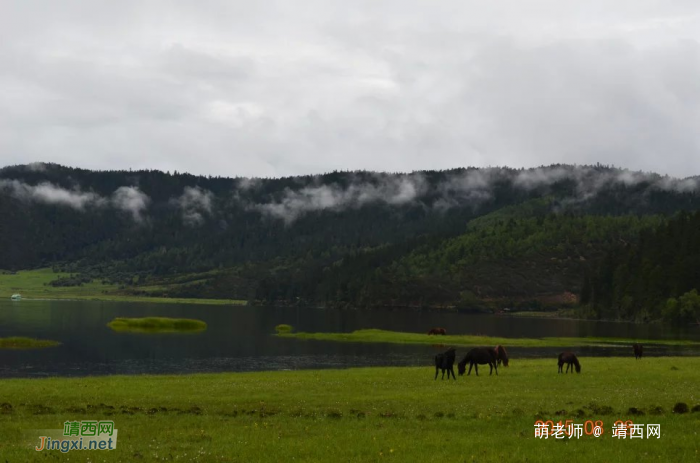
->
[585,210,700,324]
[1,162,700,316]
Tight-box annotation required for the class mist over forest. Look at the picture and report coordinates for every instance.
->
[2,162,700,323]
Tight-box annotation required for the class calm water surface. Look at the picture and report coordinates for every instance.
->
[0,300,698,378]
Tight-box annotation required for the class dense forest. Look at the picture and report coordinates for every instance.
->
[584,211,700,324]
[1,162,700,322]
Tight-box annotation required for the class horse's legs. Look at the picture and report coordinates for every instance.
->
[435,365,439,380]
[489,363,493,375]
[467,362,473,376]
[448,367,456,380]
[494,362,498,376]
[474,363,479,376]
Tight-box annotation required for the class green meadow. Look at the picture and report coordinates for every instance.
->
[0,358,698,462]
[0,268,246,306]
[277,328,700,348]
[107,317,208,333]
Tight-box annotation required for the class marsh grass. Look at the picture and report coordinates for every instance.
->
[107,317,207,333]
[0,337,60,349]
[278,329,700,348]
[0,358,698,462]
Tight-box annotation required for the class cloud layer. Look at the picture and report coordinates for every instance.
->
[0,179,102,210]
[251,165,700,222]
[3,165,700,223]
[2,2,700,177]
[0,180,150,222]
[254,175,427,223]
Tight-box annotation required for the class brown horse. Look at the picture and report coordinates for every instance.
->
[458,347,498,376]
[494,345,509,367]
[428,328,447,335]
[558,352,581,374]
[434,347,456,380]
[633,343,643,360]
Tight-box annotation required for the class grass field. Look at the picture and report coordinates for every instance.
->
[277,329,700,348]
[0,268,246,306]
[0,358,698,462]
[107,317,208,333]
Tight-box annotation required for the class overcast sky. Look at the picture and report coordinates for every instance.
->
[2,1,700,178]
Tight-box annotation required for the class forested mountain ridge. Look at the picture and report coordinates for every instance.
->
[1,162,700,318]
[585,210,700,323]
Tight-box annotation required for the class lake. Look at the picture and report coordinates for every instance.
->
[1,300,698,378]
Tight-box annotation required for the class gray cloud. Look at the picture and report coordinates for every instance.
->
[512,165,700,197]
[253,165,700,222]
[434,169,504,210]
[3,164,699,223]
[111,186,150,223]
[0,179,152,222]
[255,174,427,223]
[24,162,49,172]
[0,179,103,210]
[173,186,214,226]
[2,2,700,177]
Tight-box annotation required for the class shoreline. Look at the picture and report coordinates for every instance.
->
[276,329,700,348]
[2,352,700,380]
[1,294,247,306]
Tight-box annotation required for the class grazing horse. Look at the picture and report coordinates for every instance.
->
[494,345,509,367]
[428,327,447,335]
[457,347,498,376]
[557,352,581,374]
[434,347,456,380]
[633,343,643,360]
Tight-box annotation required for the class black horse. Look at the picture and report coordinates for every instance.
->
[557,352,581,374]
[633,343,643,360]
[434,347,456,380]
[457,347,498,376]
